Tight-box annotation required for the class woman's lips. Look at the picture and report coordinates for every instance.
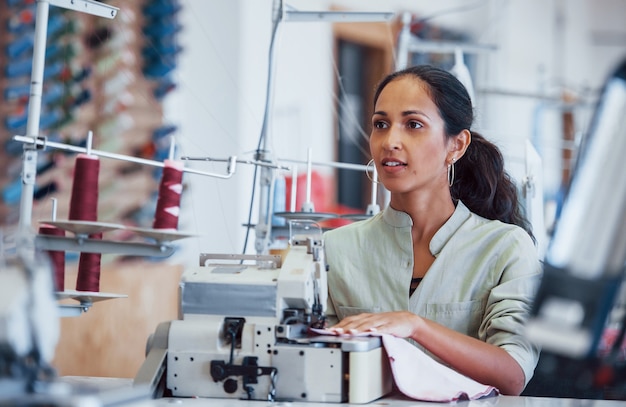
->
[381,158,407,173]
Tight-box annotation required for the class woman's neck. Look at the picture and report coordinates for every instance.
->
[390,190,456,240]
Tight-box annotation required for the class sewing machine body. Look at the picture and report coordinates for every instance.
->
[136,235,391,403]
[165,317,389,403]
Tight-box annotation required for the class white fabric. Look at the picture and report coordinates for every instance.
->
[311,329,497,402]
[381,334,497,402]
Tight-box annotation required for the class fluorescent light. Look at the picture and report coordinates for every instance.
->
[283,6,394,23]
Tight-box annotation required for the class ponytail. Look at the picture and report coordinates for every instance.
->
[452,132,535,242]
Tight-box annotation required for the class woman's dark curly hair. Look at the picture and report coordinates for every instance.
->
[373,65,534,241]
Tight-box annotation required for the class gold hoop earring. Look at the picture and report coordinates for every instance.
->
[447,158,456,187]
[366,159,379,184]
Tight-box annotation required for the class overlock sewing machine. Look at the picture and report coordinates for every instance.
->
[134,222,392,403]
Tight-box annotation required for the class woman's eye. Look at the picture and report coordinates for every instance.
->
[408,121,422,129]
[373,121,388,129]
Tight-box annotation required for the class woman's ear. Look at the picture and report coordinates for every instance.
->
[448,129,471,162]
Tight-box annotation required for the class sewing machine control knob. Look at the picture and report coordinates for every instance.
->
[210,361,227,381]
[224,378,238,394]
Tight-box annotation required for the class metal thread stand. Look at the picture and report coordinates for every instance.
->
[250,0,393,255]
[18,0,119,233]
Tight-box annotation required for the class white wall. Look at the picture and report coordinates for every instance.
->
[168,0,626,264]
[170,0,338,261]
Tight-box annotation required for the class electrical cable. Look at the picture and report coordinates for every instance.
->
[228,328,237,365]
[268,368,277,402]
[242,0,283,255]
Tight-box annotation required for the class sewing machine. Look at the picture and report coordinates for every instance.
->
[135,223,392,403]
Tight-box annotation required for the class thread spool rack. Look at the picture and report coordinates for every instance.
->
[9,0,239,316]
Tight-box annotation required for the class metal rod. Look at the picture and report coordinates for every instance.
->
[283,6,394,23]
[35,235,176,257]
[290,165,297,212]
[181,155,290,171]
[51,198,58,222]
[168,137,176,161]
[370,166,378,206]
[86,130,93,155]
[406,38,497,54]
[278,158,368,172]
[477,87,598,105]
[395,12,412,70]
[305,148,312,204]
[13,135,236,179]
[18,0,50,232]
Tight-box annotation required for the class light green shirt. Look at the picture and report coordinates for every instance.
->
[323,201,542,386]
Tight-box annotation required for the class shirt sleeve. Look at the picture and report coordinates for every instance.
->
[479,227,543,386]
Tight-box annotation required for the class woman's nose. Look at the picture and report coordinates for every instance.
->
[382,127,402,150]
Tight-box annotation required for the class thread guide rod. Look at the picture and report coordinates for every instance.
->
[13,135,237,179]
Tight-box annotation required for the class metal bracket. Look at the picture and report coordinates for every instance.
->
[199,253,282,268]
[36,235,176,257]
[49,0,119,19]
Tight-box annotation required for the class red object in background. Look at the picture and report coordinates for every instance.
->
[69,154,99,222]
[38,224,65,291]
[285,171,332,214]
[76,232,103,293]
[153,159,183,230]
[598,327,626,360]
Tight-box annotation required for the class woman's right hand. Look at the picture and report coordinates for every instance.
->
[328,311,421,339]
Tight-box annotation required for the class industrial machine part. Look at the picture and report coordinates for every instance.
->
[526,57,626,397]
[135,224,392,403]
[0,231,153,406]
[0,232,59,400]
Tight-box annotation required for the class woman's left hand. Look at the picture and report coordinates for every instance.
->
[328,311,420,338]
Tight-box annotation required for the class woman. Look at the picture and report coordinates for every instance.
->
[323,65,542,396]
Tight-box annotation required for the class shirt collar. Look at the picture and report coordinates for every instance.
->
[382,204,413,228]
[381,200,471,255]
[430,200,471,256]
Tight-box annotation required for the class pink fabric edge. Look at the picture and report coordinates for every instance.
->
[310,328,499,402]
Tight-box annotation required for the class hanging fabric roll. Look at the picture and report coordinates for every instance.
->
[76,232,103,293]
[38,224,66,292]
[153,159,183,230]
[69,154,100,221]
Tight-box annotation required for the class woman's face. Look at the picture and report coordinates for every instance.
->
[370,76,452,196]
